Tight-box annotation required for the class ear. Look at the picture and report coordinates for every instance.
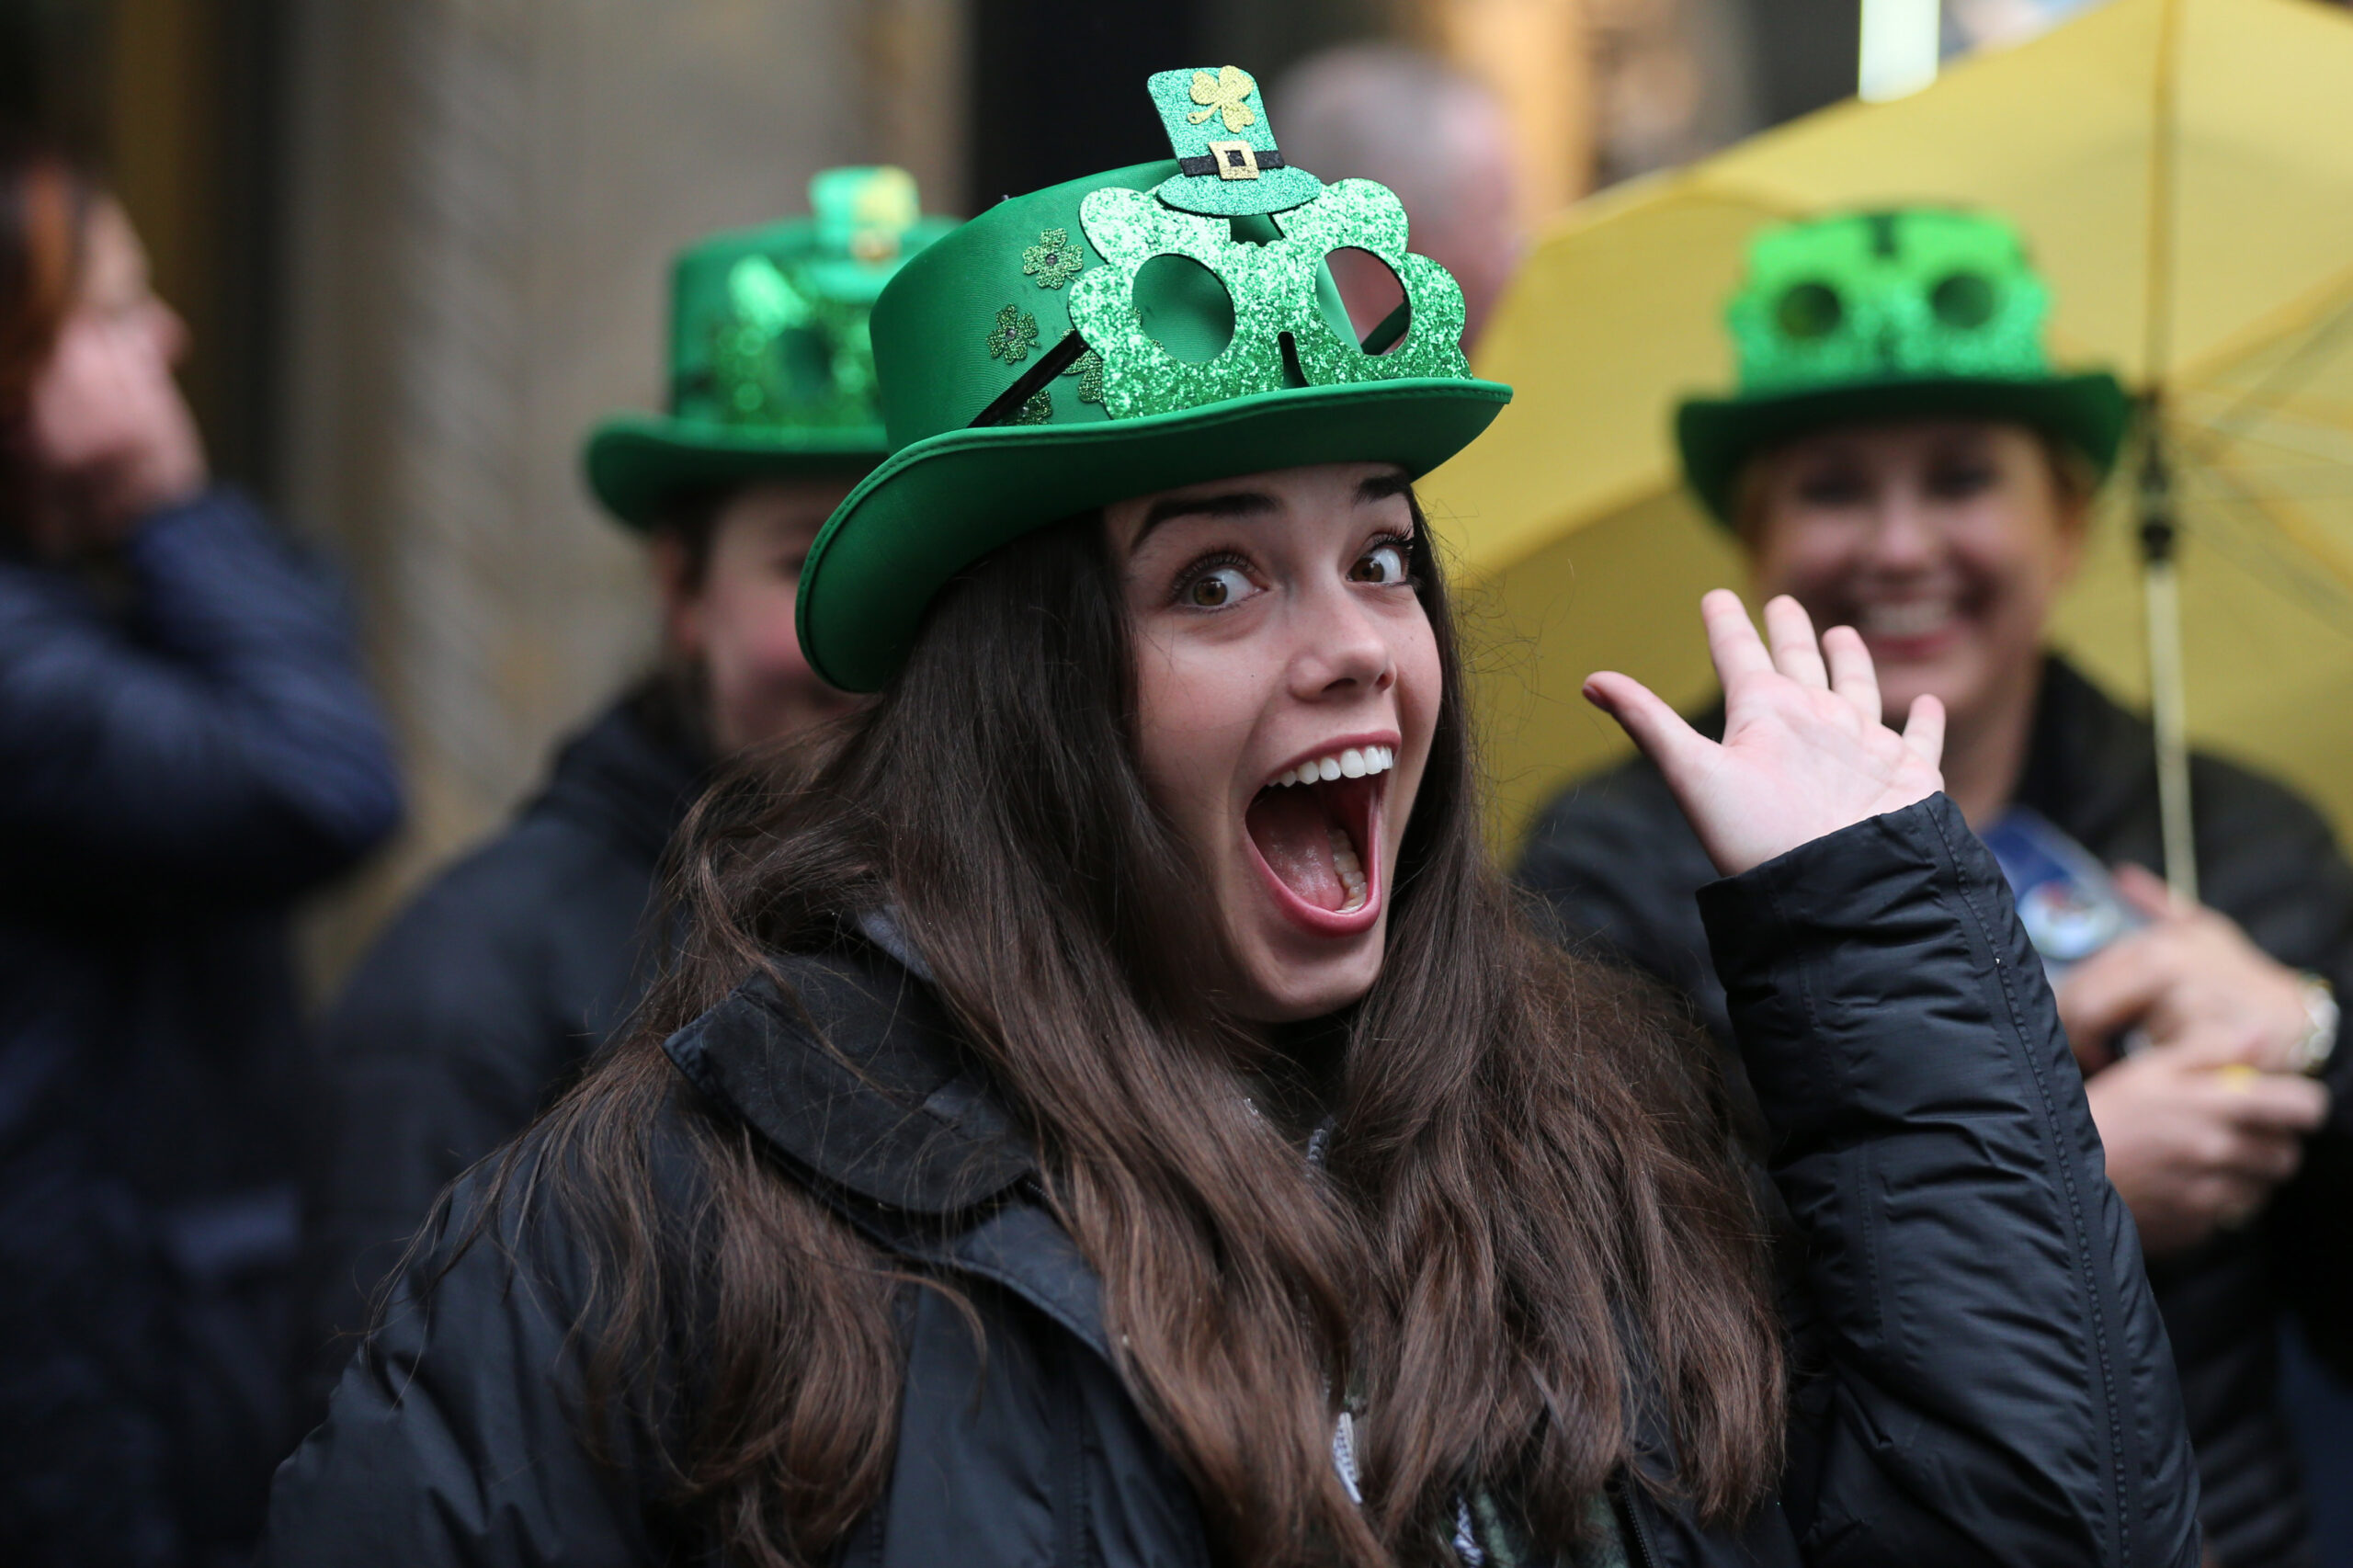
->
[649,530,704,659]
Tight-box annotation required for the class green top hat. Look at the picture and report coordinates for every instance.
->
[795,67,1513,694]
[1676,208,2131,523]
[584,166,959,530]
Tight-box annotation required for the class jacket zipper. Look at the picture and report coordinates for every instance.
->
[1608,1473,1662,1568]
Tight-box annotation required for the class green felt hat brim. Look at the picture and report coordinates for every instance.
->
[1677,371,2132,524]
[585,415,890,531]
[799,376,1512,693]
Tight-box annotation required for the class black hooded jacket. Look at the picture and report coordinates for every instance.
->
[1518,657,2353,1568]
[299,686,703,1408]
[265,796,2201,1567]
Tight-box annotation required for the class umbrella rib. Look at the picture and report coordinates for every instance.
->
[2177,289,2353,469]
[2190,457,2353,621]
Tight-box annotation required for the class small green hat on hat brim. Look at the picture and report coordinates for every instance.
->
[1676,208,2131,524]
[1678,370,2130,523]
[585,166,955,531]
[798,109,1510,694]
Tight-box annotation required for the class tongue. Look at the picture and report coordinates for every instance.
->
[1246,787,1347,911]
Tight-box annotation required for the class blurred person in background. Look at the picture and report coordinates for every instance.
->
[1518,208,2353,1568]
[297,167,952,1408]
[0,138,402,1565]
[1274,44,1523,349]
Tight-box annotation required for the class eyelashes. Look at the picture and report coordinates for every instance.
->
[1162,530,1421,608]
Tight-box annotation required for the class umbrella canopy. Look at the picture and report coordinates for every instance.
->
[1425,0,2353,851]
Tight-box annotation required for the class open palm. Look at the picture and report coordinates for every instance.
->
[1585,591,1947,878]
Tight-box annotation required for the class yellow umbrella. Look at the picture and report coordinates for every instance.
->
[1426,0,2353,867]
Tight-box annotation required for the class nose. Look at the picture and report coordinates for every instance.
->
[1862,486,1940,574]
[1284,575,1396,701]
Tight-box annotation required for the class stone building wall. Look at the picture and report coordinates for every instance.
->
[273,0,961,970]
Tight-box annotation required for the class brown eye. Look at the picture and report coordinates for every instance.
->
[1350,542,1408,585]
[1182,564,1252,608]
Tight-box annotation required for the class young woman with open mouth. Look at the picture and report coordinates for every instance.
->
[267,76,2199,1568]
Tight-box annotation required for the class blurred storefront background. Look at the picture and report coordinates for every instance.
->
[3,0,1906,975]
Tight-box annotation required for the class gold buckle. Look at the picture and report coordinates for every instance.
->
[1205,140,1260,180]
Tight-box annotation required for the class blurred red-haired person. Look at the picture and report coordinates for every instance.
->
[0,140,400,1565]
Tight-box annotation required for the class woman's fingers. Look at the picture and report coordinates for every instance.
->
[1699,589,1776,687]
[1584,671,1712,787]
[1900,693,1947,772]
[2113,861,2190,921]
[1761,595,1830,690]
[1821,624,1881,725]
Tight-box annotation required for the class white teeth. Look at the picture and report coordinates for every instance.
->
[1861,599,1955,639]
[1329,824,1369,913]
[1269,745,1397,790]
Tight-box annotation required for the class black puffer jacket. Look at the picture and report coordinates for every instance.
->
[1518,658,2353,1568]
[265,797,2200,1567]
[299,685,703,1408]
[0,491,402,1566]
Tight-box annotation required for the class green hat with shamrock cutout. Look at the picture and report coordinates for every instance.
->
[795,67,1513,694]
[584,166,960,530]
[1677,208,2131,524]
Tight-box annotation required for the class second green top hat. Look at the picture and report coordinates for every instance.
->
[584,166,960,530]
[793,66,1514,695]
[1677,208,2131,523]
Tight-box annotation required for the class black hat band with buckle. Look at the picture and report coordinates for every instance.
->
[1179,142,1287,180]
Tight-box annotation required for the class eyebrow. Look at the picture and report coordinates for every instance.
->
[1131,469,1415,547]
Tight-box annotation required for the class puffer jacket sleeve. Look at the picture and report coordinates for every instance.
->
[0,489,402,899]
[1699,794,2200,1568]
[261,1153,663,1568]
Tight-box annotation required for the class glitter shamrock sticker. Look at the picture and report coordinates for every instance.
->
[984,304,1039,364]
[1063,177,1470,422]
[1012,389,1054,425]
[1063,347,1105,404]
[1188,66,1257,132]
[1022,228,1085,290]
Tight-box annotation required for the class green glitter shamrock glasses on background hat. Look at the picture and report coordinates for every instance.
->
[1677,207,2131,523]
[584,166,959,530]
[794,66,1514,694]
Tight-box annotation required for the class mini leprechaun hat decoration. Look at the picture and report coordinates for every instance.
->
[793,66,1512,693]
[1676,208,2130,522]
[584,166,959,530]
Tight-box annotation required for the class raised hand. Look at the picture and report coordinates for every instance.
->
[1584,590,1946,878]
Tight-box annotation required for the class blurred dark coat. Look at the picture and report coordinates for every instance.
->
[261,797,2203,1568]
[1518,655,2353,1568]
[298,684,702,1412]
[0,489,401,1567]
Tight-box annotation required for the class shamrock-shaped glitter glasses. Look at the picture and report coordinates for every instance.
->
[1010,177,1469,425]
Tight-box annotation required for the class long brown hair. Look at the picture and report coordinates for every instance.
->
[513,494,1784,1565]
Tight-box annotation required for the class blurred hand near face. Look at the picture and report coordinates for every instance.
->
[20,199,205,551]
[1585,590,1945,878]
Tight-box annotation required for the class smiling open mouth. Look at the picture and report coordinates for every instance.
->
[1245,744,1393,919]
